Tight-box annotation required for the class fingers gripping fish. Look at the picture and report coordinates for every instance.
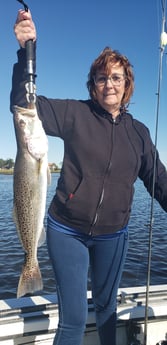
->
[13,105,50,298]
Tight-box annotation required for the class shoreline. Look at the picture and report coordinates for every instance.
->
[0,169,61,175]
[0,169,13,175]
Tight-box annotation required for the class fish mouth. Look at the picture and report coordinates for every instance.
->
[13,105,36,118]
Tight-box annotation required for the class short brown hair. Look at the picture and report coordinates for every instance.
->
[87,47,134,111]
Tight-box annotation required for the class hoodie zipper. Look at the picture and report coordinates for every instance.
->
[89,118,116,234]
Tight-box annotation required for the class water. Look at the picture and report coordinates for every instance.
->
[0,174,167,300]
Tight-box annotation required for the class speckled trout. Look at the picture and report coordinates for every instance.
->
[13,105,50,298]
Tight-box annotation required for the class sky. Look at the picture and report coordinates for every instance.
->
[1,0,167,167]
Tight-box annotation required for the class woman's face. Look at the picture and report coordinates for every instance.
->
[94,63,126,117]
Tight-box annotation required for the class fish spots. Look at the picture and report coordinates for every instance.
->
[13,105,50,298]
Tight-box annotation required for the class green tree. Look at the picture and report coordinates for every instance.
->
[5,159,14,169]
[0,158,14,169]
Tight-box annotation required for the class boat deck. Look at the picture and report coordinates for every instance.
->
[0,285,167,345]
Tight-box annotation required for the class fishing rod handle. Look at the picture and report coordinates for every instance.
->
[25,39,35,75]
[25,39,36,104]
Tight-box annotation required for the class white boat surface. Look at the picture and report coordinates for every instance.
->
[0,285,167,345]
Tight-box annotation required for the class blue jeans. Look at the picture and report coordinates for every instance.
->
[47,223,128,345]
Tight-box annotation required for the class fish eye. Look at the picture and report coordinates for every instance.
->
[19,119,26,127]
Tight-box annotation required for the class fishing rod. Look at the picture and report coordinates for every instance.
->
[16,0,36,106]
[143,1,167,344]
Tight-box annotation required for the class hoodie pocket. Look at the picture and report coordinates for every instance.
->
[57,176,102,224]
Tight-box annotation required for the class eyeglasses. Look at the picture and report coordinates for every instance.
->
[94,73,125,86]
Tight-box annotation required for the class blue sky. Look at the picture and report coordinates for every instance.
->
[1,0,167,167]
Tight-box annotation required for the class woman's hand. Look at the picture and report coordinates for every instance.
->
[14,10,36,48]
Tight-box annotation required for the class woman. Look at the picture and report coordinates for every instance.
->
[11,9,167,345]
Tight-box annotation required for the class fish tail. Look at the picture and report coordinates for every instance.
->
[17,263,43,298]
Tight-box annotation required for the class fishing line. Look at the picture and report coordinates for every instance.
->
[161,0,167,31]
[143,1,167,344]
[16,0,28,12]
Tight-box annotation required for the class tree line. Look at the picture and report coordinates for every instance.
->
[0,158,14,169]
[0,158,61,172]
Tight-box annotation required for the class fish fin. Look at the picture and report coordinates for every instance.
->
[38,226,46,247]
[27,138,47,161]
[17,262,43,298]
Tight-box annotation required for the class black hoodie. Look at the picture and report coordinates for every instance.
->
[10,48,167,235]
